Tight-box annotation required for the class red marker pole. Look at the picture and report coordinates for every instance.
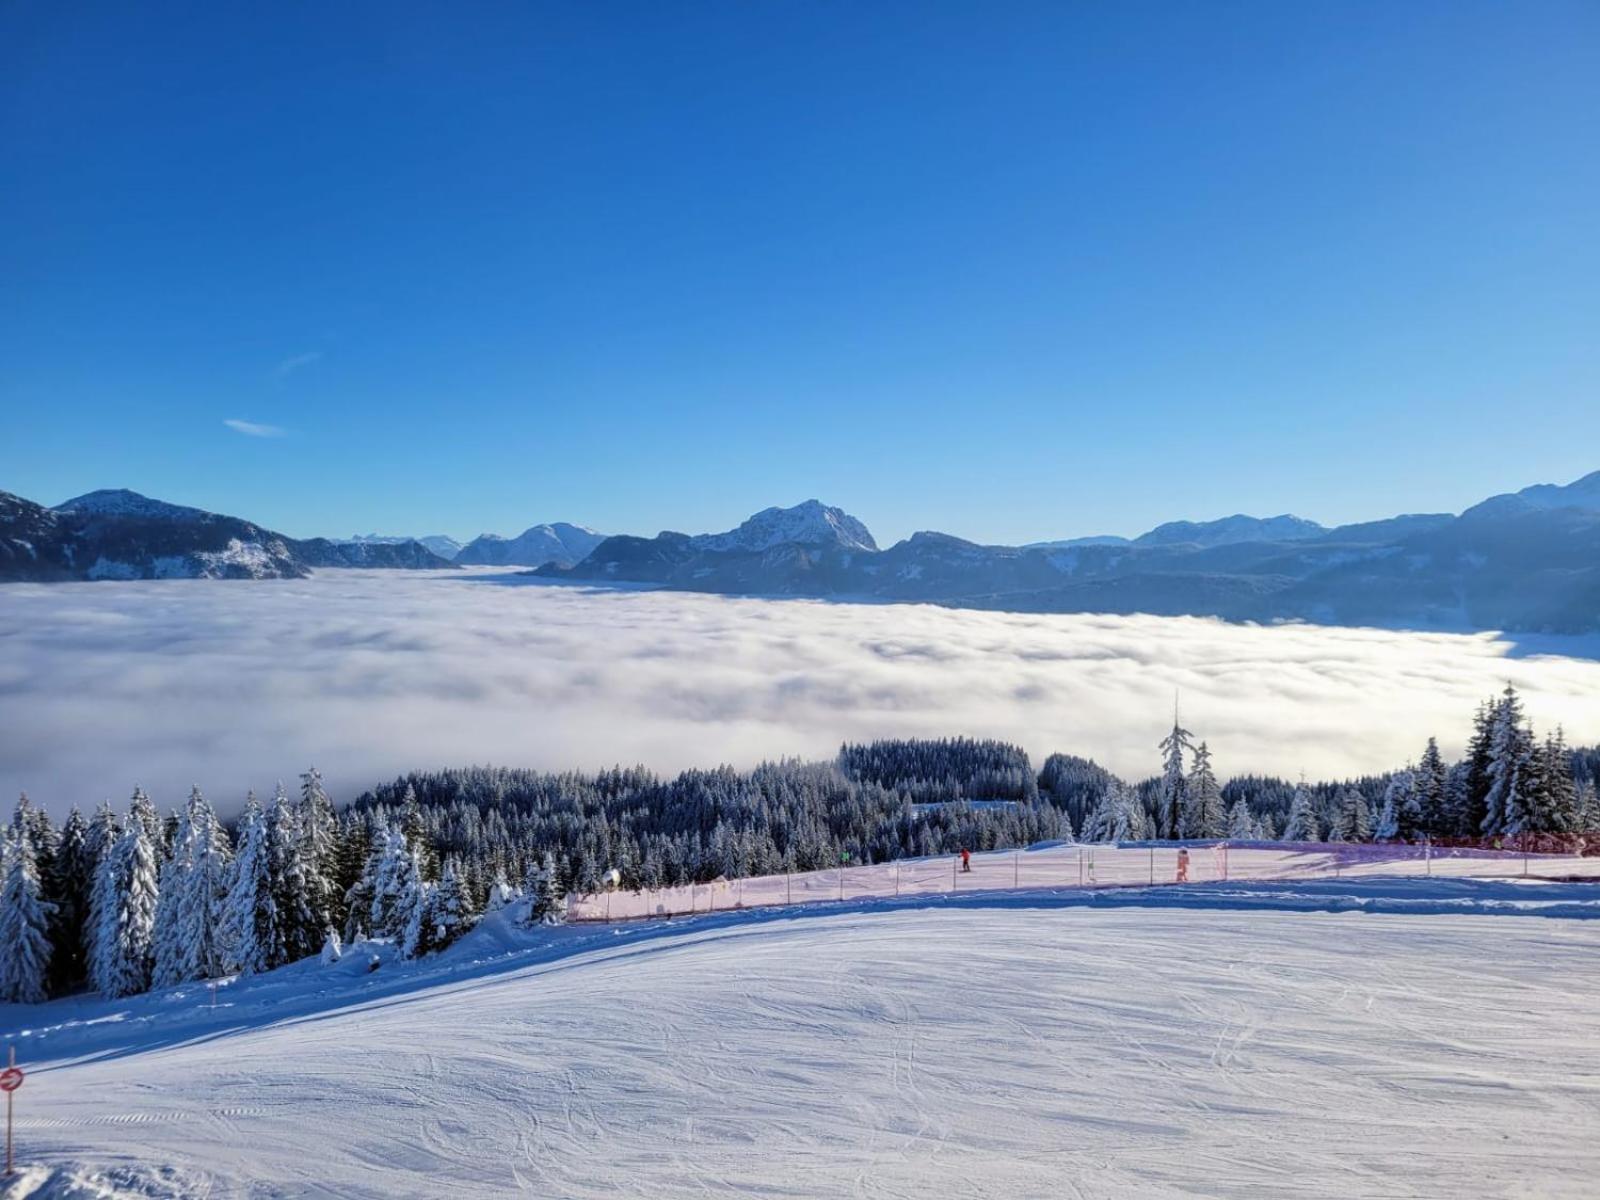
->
[1,1045,23,1178]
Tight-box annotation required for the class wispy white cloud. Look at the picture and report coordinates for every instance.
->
[223,418,287,438]
[274,351,322,377]
[1,574,1598,816]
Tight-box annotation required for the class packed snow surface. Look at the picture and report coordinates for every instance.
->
[6,879,1599,1198]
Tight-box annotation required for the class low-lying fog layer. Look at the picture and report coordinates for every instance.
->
[3,570,1598,816]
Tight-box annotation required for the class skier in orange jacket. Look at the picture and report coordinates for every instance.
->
[1176,847,1190,883]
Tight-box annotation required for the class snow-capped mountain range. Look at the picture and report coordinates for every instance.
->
[0,489,456,581]
[690,500,878,554]
[5,473,1600,633]
[544,473,1600,634]
[454,522,605,568]
[345,533,464,560]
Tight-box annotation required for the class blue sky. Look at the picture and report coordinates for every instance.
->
[2,1,1596,545]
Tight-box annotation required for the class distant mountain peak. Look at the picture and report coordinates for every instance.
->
[1134,513,1325,548]
[692,500,878,553]
[453,521,606,568]
[53,488,210,522]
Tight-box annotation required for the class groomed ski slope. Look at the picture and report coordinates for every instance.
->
[7,879,1600,1199]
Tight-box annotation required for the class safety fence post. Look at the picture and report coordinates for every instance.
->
[1014,850,1019,889]
[1149,846,1154,885]
[786,871,792,906]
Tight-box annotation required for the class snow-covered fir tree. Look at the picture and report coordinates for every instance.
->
[1483,685,1535,838]
[1415,738,1450,838]
[128,786,163,859]
[267,783,319,963]
[1386,769,1420,841]
[90,821,159,997]
[1575,777,1599,833]
[0,819,56,1003]
[1280,781,1319,842]
[81,801,122,976]
[1539,729,1577,834]
[526,851,568,925]
[49,805,92,994]
[1157,711,1193,839]
[399,851,438,958]
[1373,793,1399,841]
[1184,742,1225,839]
[431,858,476,950]
[1337,788,1372,842]
[224,793,283,975]
[152,786,233,988]
[298,767,342,936]
[1225,796,1255,839]
[367,827,419,941]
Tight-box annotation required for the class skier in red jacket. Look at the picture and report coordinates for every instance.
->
[960,848,972,873]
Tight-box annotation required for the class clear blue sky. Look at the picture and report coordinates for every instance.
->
[2,2,1596,545]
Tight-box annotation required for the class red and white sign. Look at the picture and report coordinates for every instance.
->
[0,1067,23,1093]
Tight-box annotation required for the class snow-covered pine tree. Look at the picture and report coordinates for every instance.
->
[1338,788,1372,842]
[1415,738,1450,839]
[153,786,233,987]
[1539,729,1578,835]
[81,801,122,976]
[431,858,476,951]
[1157,711,1193,839]
[267,783,318,964]
[367,828,418,941]
[526,852,568,925]
[184,787,234,981]
[1483,685,1534,838]
[399,851,438,958]
[1373,793,1398,841]
[1280,781,1319,842]
[319,927,343,964]
[397,784,438,881]
[149,818,188,989]
[90,821,159,998]
[483,875,520,913]
[0,820,55,1003]
[333,808,373,918]
[1576,777,1600,834]
[1388,769,1420,841]
[128,786,163,860]
[1225,796,1255,839]
[48,806,92,994]
[298,767,342,936]
[223,793,282,975]
[1184,742,1225,839]
[1458,699,1496,836]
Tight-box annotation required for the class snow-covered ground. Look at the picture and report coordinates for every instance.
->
[5,877,1600,1198]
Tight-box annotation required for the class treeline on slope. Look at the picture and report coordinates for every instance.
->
[3,694,1597,1006]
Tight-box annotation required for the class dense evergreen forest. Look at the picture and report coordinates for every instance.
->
[3,687,1596,1005]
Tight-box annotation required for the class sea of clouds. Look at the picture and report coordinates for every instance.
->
[3,569,1599,817]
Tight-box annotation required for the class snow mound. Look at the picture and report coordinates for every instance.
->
[4,1163,205,1199]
